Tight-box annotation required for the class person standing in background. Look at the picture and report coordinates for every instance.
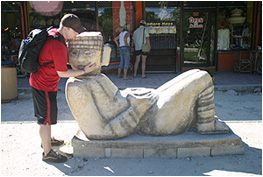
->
[114,24,131,80]
[132,20,151,78]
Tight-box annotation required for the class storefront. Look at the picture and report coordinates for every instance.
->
[1,1,261,73]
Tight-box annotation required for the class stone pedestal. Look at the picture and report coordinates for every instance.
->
[72,129,244,158]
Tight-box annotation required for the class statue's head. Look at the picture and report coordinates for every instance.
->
[68,32,111,76]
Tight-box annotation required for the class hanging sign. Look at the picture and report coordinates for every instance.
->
[189,17,204,28]
[146,21,175,27]
[146,21,176,34]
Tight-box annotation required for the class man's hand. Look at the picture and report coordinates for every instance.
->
[57,62,97,78]
[83,62,96,74]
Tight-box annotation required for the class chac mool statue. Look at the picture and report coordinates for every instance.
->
[66,32,229,140]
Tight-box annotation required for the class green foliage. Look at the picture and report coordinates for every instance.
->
[98,8,113,43]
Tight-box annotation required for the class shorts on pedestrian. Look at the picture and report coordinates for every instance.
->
[119,46,130,69]
[31,87,58,125]
[135,50,148,56]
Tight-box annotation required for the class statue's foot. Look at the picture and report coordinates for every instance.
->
[196,116,230,134]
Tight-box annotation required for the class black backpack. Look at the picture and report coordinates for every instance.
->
[18,26,66,73]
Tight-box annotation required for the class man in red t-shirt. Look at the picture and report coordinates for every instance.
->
[30,14,96,163]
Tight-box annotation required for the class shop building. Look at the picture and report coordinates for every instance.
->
[1,1,262,73]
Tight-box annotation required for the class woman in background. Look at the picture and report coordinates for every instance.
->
[114,24,131,80]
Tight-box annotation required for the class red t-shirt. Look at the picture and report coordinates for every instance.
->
[29,28,68,91]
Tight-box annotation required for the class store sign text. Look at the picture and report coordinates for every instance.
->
[147,22,175,27]
[189,17,204,28]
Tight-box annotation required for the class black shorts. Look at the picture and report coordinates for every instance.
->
[31,87,58,125]
[135,50,148,56]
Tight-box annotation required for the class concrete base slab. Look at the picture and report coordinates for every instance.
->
[72,129,244,158]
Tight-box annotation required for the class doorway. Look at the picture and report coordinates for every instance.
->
[182,9,216,67]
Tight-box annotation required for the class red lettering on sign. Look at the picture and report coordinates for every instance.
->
[189,24,204,28]
[189,17,204,23]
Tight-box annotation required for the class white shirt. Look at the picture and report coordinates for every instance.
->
[119,31,130,47]
[132,26,150,50]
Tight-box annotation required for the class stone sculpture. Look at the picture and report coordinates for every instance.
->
[66,32,229,140]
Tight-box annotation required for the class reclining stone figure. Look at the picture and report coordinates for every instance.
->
[66,32,229,140]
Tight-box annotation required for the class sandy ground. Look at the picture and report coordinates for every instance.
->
[1,90,262,176]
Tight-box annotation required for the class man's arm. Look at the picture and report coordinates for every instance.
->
[57,62,96,78]
[131,39,135,52]
[146,37,151,52]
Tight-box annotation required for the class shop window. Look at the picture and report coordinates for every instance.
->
[98,1,134,44]
[183,10,216,66]
[145,1,180,50]
[145,1,180,22]
[29,2,97,31]
[1,1,22,61]
[218,1,252,50]
[29,11,61,31]
[98,1,134,60]
[98,1,113,44]
[28,2,64,31]
[183,1,217,9]
[63,1,96,31]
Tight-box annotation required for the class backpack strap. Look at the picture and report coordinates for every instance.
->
[47,35,66,47]
[143,28,146,44]
[41,35,67,66]
[42,61,54,66]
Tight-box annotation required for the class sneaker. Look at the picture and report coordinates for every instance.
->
[42,149,67,163]
[51,137,64,146]
[41,137,64,148]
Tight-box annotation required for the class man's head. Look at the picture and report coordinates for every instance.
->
[59,14,86,40]
[140,20,147,26]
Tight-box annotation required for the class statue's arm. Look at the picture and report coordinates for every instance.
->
[101,107,140,139]
[89,91,157,139]
[66,77,157,139]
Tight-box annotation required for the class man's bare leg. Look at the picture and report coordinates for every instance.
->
[134,55,141,77]
[39,124,52,155]
[141,55,147,77]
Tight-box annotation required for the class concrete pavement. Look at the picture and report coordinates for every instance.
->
[1,120,262,176]
[1,70,262,176]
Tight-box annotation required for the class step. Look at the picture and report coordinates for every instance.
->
[72,129,244,158]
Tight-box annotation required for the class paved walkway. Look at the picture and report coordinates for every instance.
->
[1,120,262,176]
[2,70,262,176]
